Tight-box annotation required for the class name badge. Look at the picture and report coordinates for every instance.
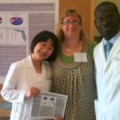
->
[74,52,87,62]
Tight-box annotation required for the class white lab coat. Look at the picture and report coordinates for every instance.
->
[1,55,52,120]
[93,33,120,120]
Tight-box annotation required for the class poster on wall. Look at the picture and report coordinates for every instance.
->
[0,0,59,83]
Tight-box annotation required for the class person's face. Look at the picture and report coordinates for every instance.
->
[95,5,120,40]
[33,39,54,61]
[61,16,82,38]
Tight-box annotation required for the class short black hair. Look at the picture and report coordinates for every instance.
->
[95,2,119,15]
[30,30,59,62]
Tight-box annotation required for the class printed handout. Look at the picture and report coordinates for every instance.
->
[30,92,68,120]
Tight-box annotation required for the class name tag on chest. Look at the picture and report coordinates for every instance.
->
[74,52,87,62]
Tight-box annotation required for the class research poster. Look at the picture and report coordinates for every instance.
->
[0,0,59,83]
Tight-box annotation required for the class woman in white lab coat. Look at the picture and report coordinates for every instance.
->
[1,31,59,120]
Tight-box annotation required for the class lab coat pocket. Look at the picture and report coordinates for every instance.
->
[12,103,30,120]
[94,99,102,120]
[11,109,30,120]
[10,110,20,120]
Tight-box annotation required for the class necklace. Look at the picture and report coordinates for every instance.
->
[66,48,72,52]
[63,41,83,56]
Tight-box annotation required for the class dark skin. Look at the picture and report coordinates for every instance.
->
[94,3,120,40]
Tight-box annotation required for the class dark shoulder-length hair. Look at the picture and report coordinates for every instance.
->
[30,30,59,62]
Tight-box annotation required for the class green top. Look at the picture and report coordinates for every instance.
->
[60,42,96,63]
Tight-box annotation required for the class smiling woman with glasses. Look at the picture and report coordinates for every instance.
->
[52,8,96,120]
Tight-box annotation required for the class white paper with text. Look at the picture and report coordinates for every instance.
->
[30,92,68,119]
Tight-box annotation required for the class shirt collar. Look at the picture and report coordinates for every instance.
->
[103,30,120,46]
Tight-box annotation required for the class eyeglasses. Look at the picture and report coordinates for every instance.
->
[62,21,80,26]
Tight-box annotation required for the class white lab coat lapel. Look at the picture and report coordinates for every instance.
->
[24,56,37,88]
[97,40,106,72]
[104,34,120,70]
[99,40,106,62]
[26,56,49,91]
[108,35,120,61]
